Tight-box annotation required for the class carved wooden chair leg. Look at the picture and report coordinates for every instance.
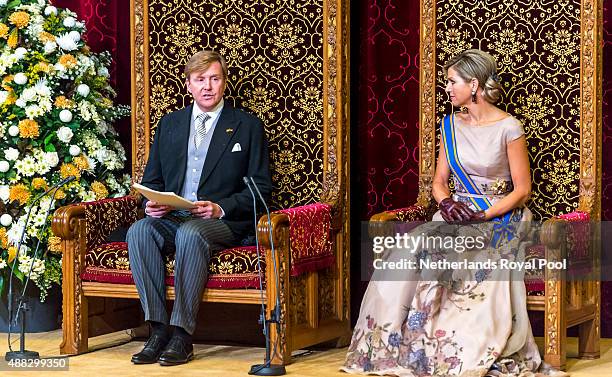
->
[578,282,600,360]
[60,284,89,355]
[59,236,89,355]
[544,277,566,370]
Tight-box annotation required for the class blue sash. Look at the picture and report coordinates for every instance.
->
[440,114,516,247]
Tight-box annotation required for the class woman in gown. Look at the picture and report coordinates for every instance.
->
[342,49,560,377]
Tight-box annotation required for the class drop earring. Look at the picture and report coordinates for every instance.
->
[471,90,477,103]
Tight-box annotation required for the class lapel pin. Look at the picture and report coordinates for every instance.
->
[226,128,234,134]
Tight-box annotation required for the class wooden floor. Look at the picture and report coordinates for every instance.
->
[0,330,611,376]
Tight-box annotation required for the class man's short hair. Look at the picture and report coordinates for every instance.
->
[184,50,228,80]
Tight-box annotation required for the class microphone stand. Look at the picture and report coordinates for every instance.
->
[5,176,75,361]
[243,177,285,376]
[248,177,285,376]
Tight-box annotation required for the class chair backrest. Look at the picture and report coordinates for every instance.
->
[417,0,602,221]
[128,0,349,212]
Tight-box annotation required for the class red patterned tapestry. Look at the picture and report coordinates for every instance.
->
[358,0,421,220]
[275,203,335,276]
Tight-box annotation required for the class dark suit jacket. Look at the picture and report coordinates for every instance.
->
[141,103,272,240]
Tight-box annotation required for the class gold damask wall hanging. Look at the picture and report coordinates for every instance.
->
[419,0,601,220]
[131,0,341,210]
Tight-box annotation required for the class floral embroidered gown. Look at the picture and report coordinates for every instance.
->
[342,115,545,377]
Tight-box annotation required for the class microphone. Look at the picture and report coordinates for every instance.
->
[242,177,268,330]
[6,175,76,361]
[244,177,285,376]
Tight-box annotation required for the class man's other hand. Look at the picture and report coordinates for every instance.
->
[145,200,173,218]
[190,201,222,219]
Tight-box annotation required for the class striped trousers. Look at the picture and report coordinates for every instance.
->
[126,215,239,334]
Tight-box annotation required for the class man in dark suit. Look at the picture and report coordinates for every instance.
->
[126,50,272,366]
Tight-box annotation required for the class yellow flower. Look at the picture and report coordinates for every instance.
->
[2,75,13,90]
[54,95,75,109]
[0,23,9,39]
[0,227,8,249]
[7,246,17,263]
[9,184,30,205]
[48,236,62,253]
[38,31,55,43]
[33,62,52,74]
[55,188,66,200]
[18,119,39,138]
[91,181,108,200]
[73,155,89,171]
[32,177,47,190]
[9,12,30,28]
[7,28,18,48]
[5,90,16,105]
[101,98,113,108]
[60,163,80,180]
[58,54,77,69]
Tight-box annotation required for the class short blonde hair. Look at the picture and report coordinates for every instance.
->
[444,49,502,103]
[184,50,228,80]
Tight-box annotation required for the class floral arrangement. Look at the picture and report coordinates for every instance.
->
[0,0,130,300]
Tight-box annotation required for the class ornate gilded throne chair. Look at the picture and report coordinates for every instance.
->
[370,0,602,370]
[52,0,351,365]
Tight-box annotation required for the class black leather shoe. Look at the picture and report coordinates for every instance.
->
[158,336,194,366]
[131,333,170,364]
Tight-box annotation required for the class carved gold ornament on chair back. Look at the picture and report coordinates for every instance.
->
[419,0,602,220]
[130,0,348,211]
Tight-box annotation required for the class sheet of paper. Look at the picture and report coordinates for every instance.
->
[132,183,197,209]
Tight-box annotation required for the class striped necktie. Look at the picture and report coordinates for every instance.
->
[194,113,211,148]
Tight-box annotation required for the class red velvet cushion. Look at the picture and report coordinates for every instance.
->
[81,243,264,289]
[274,203,335,276]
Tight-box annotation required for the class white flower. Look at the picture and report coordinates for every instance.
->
[63,16,76,28]
[76,84,90,97]
[44,6,57,15]
[7,220,26,245]
[68,30,81,42]
[94,148,110,163]
[33,79,51,97]
[0,259,6,269]
[0,186,8,202]
[32,213,46,228]
[20,87,37,103]
[75,21,84,29]
[5,147,18,161]
[43,41,57,54]
[14,48,27,60]
[0,0,7,6]
[8,125,19,137]
[56,32,78,51]
[14,156,36,177]
[15,98,26,108]
[0,161,8,172]
[0,213,12,226]
[98,66,109,77]
[56,126,74,143]
[18,255,45,281]
[86,155,97,170]
[25,104,45,119]
[44,151,59,167]
[0,90,8,104]
[69,145,81,156]
[13,73,28,85]
[59,109,73,123]
[96,121,108,135]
